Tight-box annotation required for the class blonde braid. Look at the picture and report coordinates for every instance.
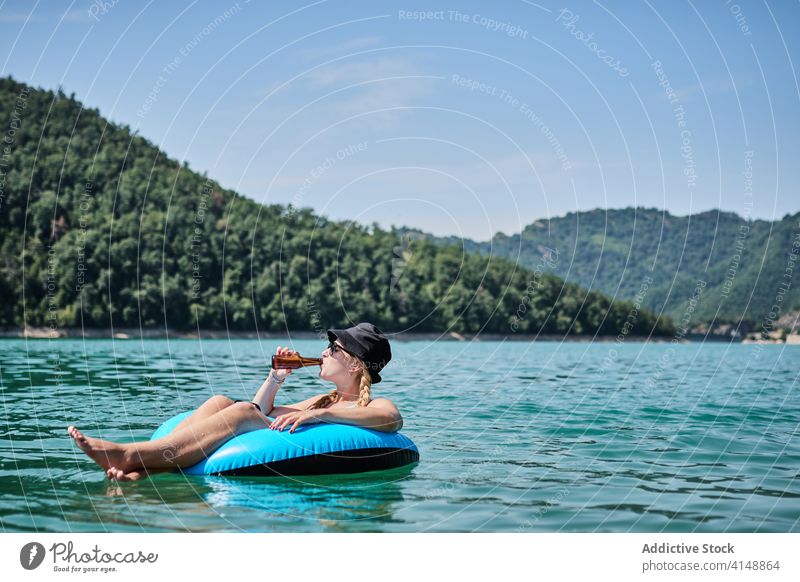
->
[356,359,372,407]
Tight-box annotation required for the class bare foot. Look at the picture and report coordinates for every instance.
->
[106,466,151,482]
[105,484,125,496]
[67,425,129,472]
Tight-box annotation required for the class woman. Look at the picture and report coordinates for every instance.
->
[67,322,402,481]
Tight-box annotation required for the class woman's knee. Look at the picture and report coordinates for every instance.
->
[227,401,269,426]
[206,394,235,410]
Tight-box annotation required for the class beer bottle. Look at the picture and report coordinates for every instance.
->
[271,353,323,369]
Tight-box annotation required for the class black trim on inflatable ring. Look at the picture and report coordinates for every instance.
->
[190,446,420,477]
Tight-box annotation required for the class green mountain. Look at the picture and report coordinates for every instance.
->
[400,207,800,337]
[0,76,672,337]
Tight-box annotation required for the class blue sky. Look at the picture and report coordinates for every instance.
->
[2,0,798,240]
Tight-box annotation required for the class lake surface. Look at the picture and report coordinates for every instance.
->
[0,338,798,532]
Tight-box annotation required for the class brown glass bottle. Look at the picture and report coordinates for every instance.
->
[271,354,323,369]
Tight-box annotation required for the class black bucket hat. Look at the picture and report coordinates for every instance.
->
[326,322,392,383]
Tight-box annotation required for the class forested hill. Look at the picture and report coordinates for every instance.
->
[0,76,672,337]
[400,208,800,334]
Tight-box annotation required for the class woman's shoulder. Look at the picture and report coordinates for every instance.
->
[366,397,399,410]
[288,392,330,409]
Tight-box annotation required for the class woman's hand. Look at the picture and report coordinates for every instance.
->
[269,409,326,433]
[272,345,299,382]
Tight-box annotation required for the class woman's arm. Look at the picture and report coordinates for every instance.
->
[269,397,403,433]
[267,394,325,418]
[252,370,285,415]
[254,346,302,415]
[323,400,403,432]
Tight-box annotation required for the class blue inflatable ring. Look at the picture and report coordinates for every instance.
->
[150,410,420,477]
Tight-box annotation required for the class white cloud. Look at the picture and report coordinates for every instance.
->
[0,11,36,22]
[63,9,95,23]
[673,77,750,101]
[302,57,438,128]
[305,57,418,87]
[296,36,384,61]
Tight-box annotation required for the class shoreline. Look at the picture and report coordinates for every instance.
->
[5,327,795,343]
[1,326,683,342]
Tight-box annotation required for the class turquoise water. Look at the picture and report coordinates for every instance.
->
[0,338,798,532]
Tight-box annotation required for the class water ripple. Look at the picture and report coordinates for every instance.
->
[0,339,798,532]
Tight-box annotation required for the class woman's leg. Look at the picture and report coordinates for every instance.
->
[76,395,241,482]
[105,401,267,481]
[67,401,270,476]
[170,395,236,434]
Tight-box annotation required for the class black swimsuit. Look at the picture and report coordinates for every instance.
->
[232,399,262,413]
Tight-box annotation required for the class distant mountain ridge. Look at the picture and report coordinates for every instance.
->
[399,207,800,336]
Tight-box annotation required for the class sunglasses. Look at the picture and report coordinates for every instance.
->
[327,340,355,357]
